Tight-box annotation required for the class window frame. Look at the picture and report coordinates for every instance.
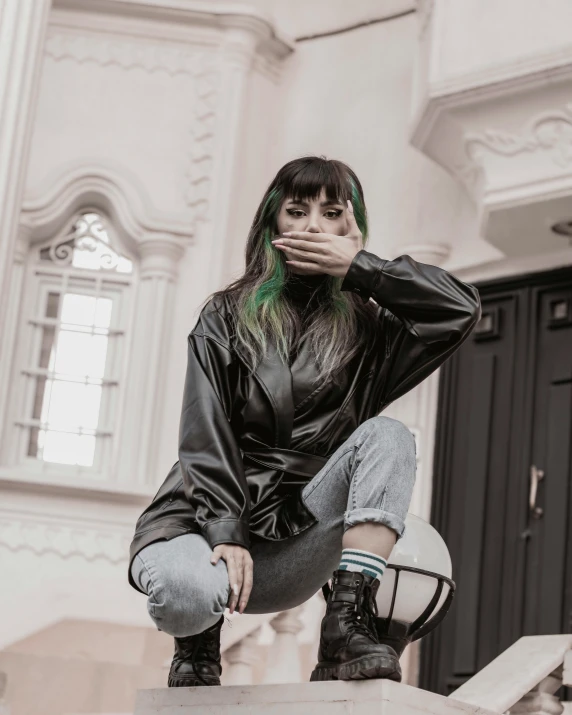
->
[5,209,137,483]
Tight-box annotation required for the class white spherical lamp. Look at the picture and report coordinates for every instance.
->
[373,513,455,656]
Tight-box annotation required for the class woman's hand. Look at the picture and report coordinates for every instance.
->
[210,543,254,614]
[271,199,364,277]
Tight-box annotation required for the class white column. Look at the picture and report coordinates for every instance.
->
[0,223,31,460]
[223,628,261,685]
[263,606,305,684]
[0,0,52,419]
[114,234,186,487]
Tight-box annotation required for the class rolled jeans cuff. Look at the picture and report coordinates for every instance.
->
[343,507,407,540]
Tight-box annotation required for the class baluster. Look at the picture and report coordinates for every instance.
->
[263,606,305,684]
[223,627,261,685]
[509,668,564,715]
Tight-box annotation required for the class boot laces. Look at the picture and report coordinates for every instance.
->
[190,635,220,686]
[176,618,223,686]
[350,581,379,640]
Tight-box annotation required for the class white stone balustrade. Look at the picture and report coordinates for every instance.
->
[452,636,572,715]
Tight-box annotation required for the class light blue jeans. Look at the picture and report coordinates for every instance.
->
[130,415,416,637]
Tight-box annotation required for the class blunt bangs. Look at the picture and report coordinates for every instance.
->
[278,158,353,206]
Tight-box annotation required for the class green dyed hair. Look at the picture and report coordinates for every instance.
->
[203,155,379,386]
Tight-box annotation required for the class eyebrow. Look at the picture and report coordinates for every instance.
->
[286,199,343,207]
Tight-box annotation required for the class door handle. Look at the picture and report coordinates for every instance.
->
[529,464,545,519]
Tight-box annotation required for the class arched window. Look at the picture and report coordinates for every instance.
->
[12,210,135,477]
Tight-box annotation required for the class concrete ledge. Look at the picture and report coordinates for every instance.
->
[134,680,500,714]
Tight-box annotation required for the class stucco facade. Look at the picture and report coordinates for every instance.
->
[1,1,571,712]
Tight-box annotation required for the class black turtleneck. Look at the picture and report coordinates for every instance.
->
[283,272,327,311]
[283,272,327,365]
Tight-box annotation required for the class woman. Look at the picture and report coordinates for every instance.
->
[128,156,481,686]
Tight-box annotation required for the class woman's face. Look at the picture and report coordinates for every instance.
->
[275,187,347,275]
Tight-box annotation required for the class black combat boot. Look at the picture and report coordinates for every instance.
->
[168,614,224,687]
[310,570,402,682]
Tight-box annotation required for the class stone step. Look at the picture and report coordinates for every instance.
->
[134,680,499,715]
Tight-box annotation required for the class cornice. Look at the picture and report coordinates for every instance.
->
[0,472,155,506]
[51,0,296,60]
[451,246,572,285]
[410,44,572,151]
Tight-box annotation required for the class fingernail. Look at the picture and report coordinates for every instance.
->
[233,584,239,596]
[282,232,291,236]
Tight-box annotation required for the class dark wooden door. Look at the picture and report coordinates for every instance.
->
[420,264,572,695]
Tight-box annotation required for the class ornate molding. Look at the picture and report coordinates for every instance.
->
[464,103,572,169]
[22,160,194,249]
[46,30,205,77]
[44,30,221,226]
[0,515,131,564]
[185,66,219,222]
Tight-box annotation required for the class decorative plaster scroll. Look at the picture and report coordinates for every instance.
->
[185,68,219,220]
[464,103,572,169]
[0,516,131,564]
[44,29,221,227]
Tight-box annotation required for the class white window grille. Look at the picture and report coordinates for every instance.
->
[10,210,136,480]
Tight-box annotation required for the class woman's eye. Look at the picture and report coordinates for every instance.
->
[286,209,343,218]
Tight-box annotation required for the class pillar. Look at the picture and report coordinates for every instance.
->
[115,233,186,487]
[0,0,52,436]
[263,606,305,684]
[223,628,261,685]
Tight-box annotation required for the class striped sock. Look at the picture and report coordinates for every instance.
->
[338,548,387,582]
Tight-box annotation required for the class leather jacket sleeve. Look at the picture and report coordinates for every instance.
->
[341,249,482,407]
[178,304,251,550]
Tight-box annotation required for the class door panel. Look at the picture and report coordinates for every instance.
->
[420,266,572,695]
[523,285,572,635]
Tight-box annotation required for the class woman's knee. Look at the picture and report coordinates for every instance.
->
[153,559,229,637]
[136,539,230,637]
[366,415,416,460]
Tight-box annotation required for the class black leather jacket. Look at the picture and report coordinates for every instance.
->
[127,250,481,593]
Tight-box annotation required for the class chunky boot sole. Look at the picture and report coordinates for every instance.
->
[310,653,402,682]
[168,673,221,687]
